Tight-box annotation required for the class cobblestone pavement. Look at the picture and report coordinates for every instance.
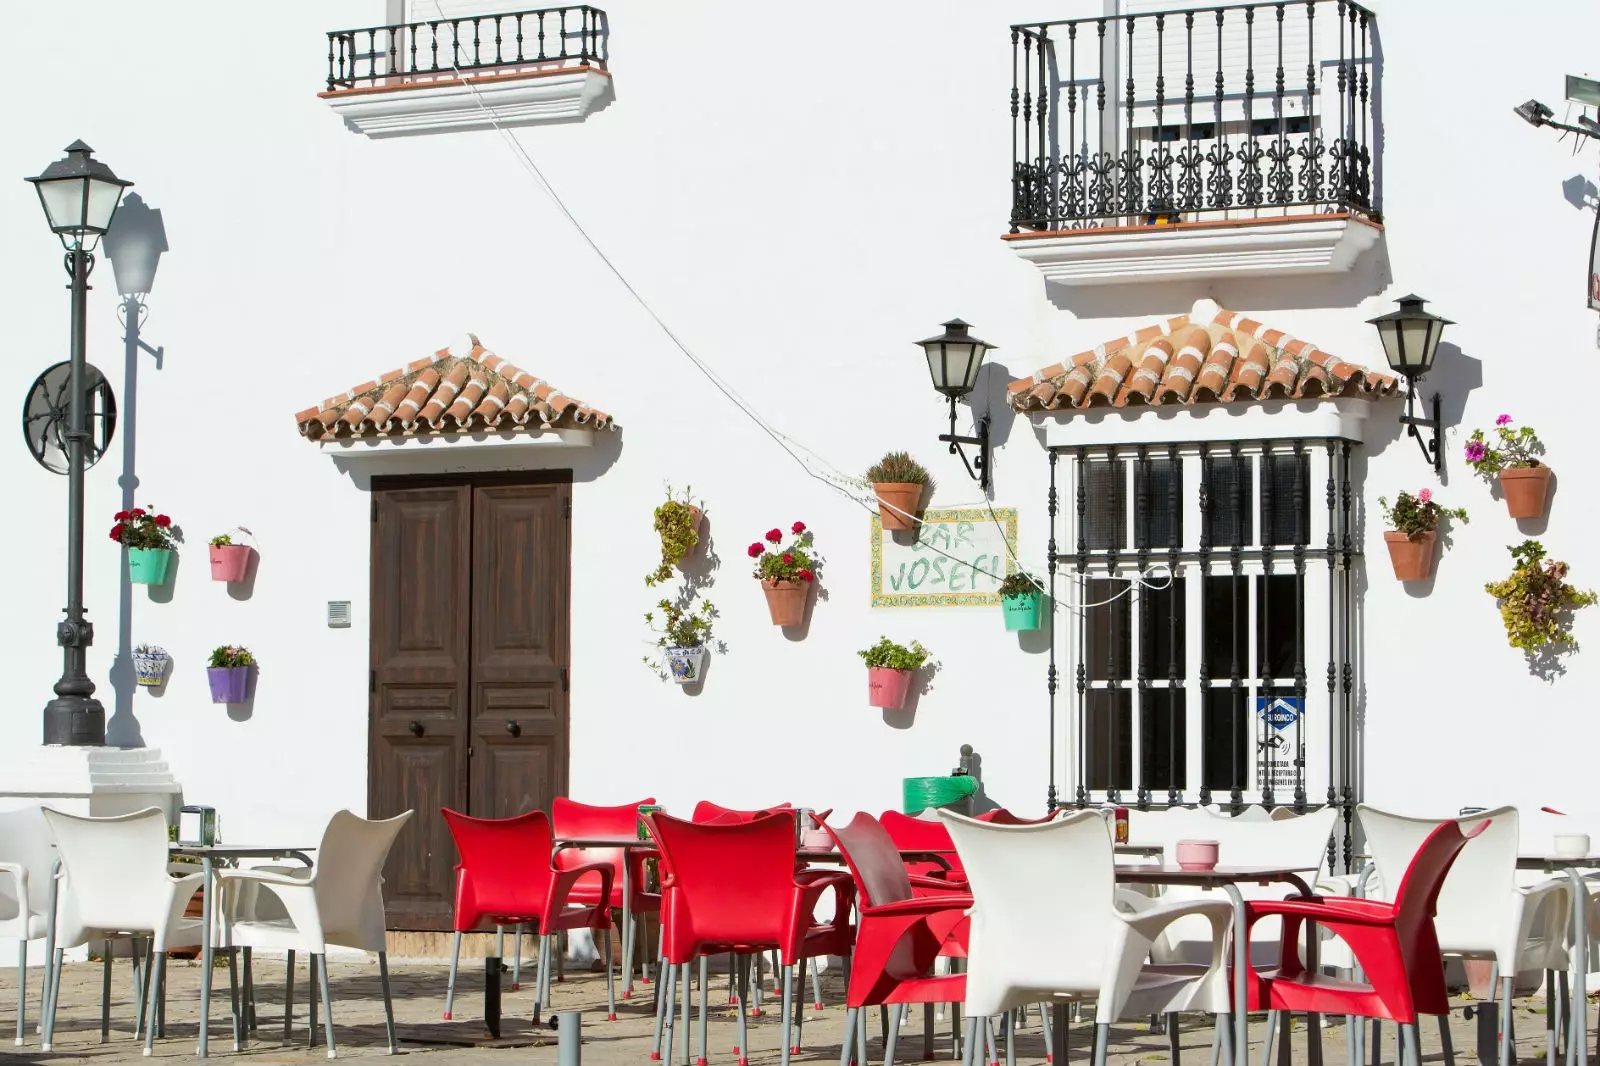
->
[0,956,1587,1066]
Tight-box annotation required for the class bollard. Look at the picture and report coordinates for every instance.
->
[557,1012,582,1066]
[485,956,502,1040]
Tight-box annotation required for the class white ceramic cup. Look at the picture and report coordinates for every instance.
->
[1553,833,1590,859]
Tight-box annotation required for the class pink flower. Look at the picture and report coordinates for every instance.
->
[1496,414,1512,426]
[1417,488,1432,504]
[1464,440,1487,463]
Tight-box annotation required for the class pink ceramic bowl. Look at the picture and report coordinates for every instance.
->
[1176,839,1220,871]
[801,827,833,851]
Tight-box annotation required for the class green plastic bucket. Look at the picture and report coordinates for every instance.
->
[127,548,172,586]
[902,774,978,814]
[1001,590,1044,631]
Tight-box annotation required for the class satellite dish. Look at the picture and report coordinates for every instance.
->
[23,361,116,474]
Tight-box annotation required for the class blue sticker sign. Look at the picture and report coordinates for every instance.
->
[1257,696,1302,731]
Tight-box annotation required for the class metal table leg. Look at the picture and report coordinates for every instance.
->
[1569,868,1588,1066]
[622,852,634,998]
[40,858,59,1051]
[1224,884,1248,1066]
[198,854,213,1057]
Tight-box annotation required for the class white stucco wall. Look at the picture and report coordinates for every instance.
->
[1,0,1597,851]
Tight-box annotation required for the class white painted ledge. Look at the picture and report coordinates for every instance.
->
[322,66,613,138]
[0,745,181,810]
[1004,212,1382,286]
[319,427,597,462]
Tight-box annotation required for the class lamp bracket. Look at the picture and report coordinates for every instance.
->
[1397,386,1442,475]
[937,397,991,492]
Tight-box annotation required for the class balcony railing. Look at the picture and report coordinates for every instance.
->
[1009,1,1377,233]
[326,5,608,93]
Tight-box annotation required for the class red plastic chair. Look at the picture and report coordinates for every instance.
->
[551,797,660,999]
[647,810,850,1066]
[1244,818,1490,1066]
[692,801,793,823]
[826,813,970,1066]
[439,808,616,1023]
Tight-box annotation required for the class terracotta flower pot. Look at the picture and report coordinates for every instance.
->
[1499,465,1552,520]
[209,543,252,582]
[1383,530,1437,582]
[872,482,923,531]
[677,506,704,560]
[867,667,913,710]
[761,578,808,627]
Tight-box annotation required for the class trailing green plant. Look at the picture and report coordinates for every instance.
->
[749,521,820,584]
[997,571,1040,599]
[1377,488,1467,538]
[865,451,933,487]
[1464,414,1544,477]
[207,645,256,669]
[857,636,931,671]
[642,597,717,678]
[647,486,702,587]
[1483,540,1597,652]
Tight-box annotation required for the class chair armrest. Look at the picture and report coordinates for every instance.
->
[217,867,318,888]
[861,895,975,918]
[551,860,614,910]
[0,862,28,910]
[909,872,968,891]
[1247,896,1396,927]
[795,869,851,889]
[1517,877,1572,903]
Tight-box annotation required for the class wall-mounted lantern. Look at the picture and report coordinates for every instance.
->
[916,318,995,491]
[1367,294,1451,475]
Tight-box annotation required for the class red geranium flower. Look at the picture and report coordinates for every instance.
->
[109,526,123,542]
[782,553,795,564]
[791,521,806,534]
[797,569,814,583]
[747,542,764,559]
[765,528,782,543]
[154,515,172,528]
[114,510,130,521]
[130,508,146,518]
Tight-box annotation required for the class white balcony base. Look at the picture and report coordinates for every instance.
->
[323,66,613,138]
[1004,212,1382,286]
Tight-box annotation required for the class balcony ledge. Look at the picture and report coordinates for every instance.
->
[1002,212,1382,287]
[320,64,612,139]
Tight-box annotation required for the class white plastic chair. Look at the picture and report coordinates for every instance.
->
[0,806,55,1046]
[217,809,412,1058]
[1357,804,1569,1066]
[940,809,1233,1066]
[39,806,207,1056]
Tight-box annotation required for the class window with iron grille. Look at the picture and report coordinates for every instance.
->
[1051,438,1358,812]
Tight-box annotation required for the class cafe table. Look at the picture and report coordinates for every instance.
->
[1517,854,1598,1066]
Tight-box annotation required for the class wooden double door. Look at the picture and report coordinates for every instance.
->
[368,472,571,930]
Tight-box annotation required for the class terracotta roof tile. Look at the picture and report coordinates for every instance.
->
[296,335,617,441]
[1007,300,1398,414]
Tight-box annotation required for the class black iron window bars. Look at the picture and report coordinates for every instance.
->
[1044,437,1359,872]
[326,5,608,92]
[1009,0,1378,232]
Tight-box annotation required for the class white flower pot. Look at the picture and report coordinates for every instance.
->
[665,646,707,685]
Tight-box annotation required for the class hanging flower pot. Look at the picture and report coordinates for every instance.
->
[111,506,180,585]
[664,646,707,685]
[207,527,255,582]
[206,645,256,705]
[646,489,705,587]
[127,548,172,585]
[858,637,932,712]
[644,597,716,685]
[132,645,170,688]
[997,571,1044,631]
[1382,531,1437,582]
[749,522,821,627]
[864,452,931,532]
[1498,466,1551,520]
[761,579,808,627]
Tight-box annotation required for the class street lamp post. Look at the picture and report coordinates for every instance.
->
[27,141,133,746]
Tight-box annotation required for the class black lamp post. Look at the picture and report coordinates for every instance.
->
[917,318,996,491]
[27,141,133,747]
[1367,294,1451,475]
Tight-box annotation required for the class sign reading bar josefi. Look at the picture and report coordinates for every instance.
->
[870,507,1018,608]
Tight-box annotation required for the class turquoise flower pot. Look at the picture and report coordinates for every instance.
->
[1001,590,1043,632]
[127,548,172,586]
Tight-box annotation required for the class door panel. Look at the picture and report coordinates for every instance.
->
[369,485,471,930]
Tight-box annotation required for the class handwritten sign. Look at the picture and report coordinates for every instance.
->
[870,507,1018,608]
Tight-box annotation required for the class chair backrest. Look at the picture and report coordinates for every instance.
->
[441,808,555,928]
[647,810,797,953]
[0,805,56,921]
[42,806,174,933]
[691,801,792,824]
[313,810,412,942]
[879,809,964,881]
[1198,806,1339,870]
[941,810,1120,1001]
[827,812,917,909]
[975,808,1053,825]
[1356,804,1516,959]
[1387,817,1490,1012]
[551,797,656,889]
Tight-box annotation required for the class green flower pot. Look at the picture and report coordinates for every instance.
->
[127,547,172,586]
[1001,590,1043,632]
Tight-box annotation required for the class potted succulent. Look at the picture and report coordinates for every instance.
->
[132,644,170,688]
[1465,415,1551,519]
[1484,540,1597,653]
[865,452,932,532]
[643,597,717,685]
[646,487,704,587]
[1377,489,1468,582]
[206,645,256,704]
[858,636,931,710]
[749,521,820,627]
[208,527,254,583]
[111,506,178,585]
[997,571,1044,631]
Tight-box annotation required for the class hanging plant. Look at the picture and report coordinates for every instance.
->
[111,506,181,585]
[208,527,255,583]
[132,644,170,688]
[1465,415,1551,519]
[1484,540,1596,652]
[643,597,718,685]
[646,486,704,587]
[1376,489,1467,582]
[997,570,1045,631]
[864,452,932,532]
[749,521,821,627]
[206,645,256,704]
[857,637,932,710]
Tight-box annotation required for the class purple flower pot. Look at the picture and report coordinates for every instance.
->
[207,666,251,704]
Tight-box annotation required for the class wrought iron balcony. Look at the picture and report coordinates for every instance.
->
[1009,1,1378,234]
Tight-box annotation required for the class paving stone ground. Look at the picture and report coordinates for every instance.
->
[0,956,1587,1066]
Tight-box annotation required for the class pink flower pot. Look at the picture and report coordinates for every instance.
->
[867,667,913,710]
[1175,839,1219,871]
[209,544,252,582]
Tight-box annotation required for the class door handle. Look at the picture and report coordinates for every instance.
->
[408,721,424,737]
[505,720,522,738]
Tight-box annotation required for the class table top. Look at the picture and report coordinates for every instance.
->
[1112,863,1319,887]
[557,836,1164,855]
[168,844,317,857]
[1518,854,1600,869]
